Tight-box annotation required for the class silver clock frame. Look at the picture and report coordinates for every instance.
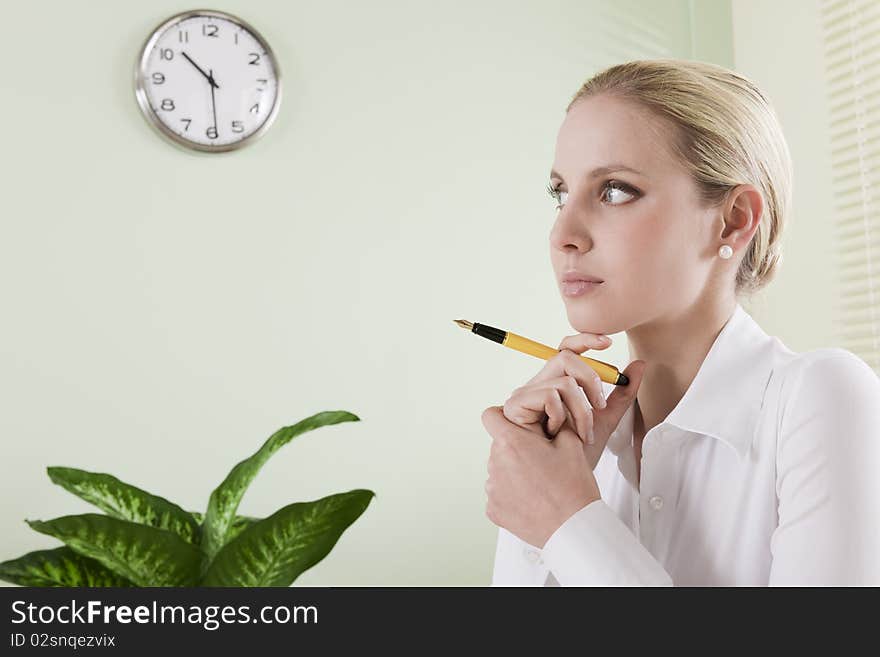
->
[134,8,282,153]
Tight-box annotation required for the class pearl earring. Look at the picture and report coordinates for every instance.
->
[718,244,733,259]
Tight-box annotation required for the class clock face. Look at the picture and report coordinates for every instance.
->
[134,10,281,152]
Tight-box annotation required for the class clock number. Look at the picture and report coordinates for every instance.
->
[206,126,218,139]
[248,52,261,65]
[256,78,267,91]
[178,30,189,43]
[152,72,165,85]
[250,103,260,114]
[161,98,175,111]
[231,120,244,133]
[202,24,219,38]
[180,118,192,131]
[234,33,239,45]
[160,48,174,60]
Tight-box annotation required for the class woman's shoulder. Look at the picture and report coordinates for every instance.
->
[772,346,880,431]
[775,346,877,390]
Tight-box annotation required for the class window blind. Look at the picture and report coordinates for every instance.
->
[821,0,880,371]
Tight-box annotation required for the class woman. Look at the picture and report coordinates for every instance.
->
[482,59,880,586]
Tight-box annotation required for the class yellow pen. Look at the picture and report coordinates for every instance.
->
[453,319,629,386]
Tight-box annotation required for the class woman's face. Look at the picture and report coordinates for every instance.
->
[548,94,721,335]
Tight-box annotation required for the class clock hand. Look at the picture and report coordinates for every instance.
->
[209,69,218,135]
[181,51,219,88]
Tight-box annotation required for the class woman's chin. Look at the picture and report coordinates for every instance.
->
[564,304,613,335]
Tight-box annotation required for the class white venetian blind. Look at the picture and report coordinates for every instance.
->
[822,0,880,371]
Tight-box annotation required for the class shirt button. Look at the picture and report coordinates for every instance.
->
[524,548,541,563]
[649,495,664,510]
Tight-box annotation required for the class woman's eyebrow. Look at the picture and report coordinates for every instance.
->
[549,164,645,181]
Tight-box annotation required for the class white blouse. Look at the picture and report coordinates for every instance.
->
[491,303,880,586]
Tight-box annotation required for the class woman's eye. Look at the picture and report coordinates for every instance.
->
[600,180,638,205]
[546,183,567,210]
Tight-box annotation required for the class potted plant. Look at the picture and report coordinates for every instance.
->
[0,410,374,586]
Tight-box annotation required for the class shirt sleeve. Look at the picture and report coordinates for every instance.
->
[769,350,880,586]
[490,527,551,586]
[540,498,673,586]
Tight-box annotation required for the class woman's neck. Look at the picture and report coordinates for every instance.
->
[625,297,738,436]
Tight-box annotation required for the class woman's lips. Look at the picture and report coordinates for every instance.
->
[561,280,603,297]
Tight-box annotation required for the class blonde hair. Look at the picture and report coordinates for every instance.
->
[567,59,793,296]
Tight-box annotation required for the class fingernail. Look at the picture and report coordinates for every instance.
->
[598,397,607,409]
[588,430,595,445]
[599,336,611,343]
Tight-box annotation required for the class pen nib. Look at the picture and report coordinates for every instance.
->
[453,319,474,330]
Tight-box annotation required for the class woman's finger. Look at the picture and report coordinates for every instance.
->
[544,388,567,437]
[592,359,646,440]
[554,349,608,412]
[522,351,609,414]
[523,333,611,387]
[503,385,566,434]
[505,377,595,443]
[558,333,612,352]
[553,375,595,443]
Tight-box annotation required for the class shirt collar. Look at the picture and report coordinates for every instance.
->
[608,303,778,459]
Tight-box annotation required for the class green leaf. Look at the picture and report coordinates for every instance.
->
[202,489,375,586]
[201,410,360,563]
[190,511,259,542]
[0,546,135,587]
[47,467,200,545]
[26,514,202,586]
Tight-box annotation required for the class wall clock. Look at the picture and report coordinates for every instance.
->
[134,9,282,152]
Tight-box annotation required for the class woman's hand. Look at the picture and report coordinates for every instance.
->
[482,405,601,548]
[480,336,645,548]
[502,333,646,469]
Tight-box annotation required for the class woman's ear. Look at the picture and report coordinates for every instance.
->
[720,184,763,247]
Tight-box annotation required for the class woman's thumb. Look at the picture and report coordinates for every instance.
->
[602,360,646,415]
[588,359,645,443]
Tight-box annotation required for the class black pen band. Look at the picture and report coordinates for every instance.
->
[471,322,506,344]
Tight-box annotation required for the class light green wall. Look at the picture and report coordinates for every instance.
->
[1,1,739,585]
[731,0,839,352]
[691,0,734,67]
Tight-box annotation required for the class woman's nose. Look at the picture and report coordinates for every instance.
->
[550,203,594,254]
